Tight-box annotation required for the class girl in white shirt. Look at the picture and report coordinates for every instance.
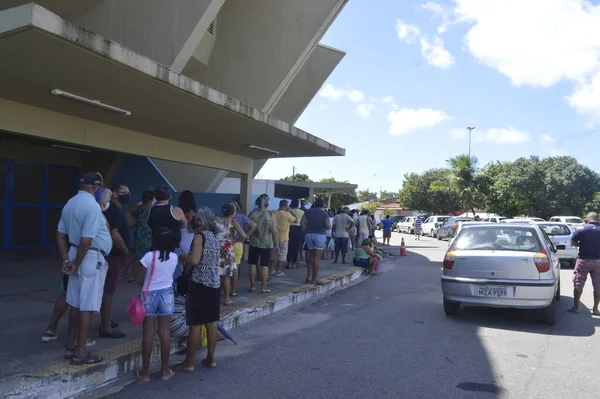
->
[135,226,178,382]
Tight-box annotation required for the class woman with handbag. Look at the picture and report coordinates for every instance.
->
[173,207,221,372]
[134,226,178,382]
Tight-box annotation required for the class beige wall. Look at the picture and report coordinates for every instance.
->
[75,0,216,68]
[271,45,345,124]
[0,136,84,168]
[183,0,346,112]
[0,98,254,175]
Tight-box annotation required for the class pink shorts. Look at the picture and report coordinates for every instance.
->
[573,258,600,291]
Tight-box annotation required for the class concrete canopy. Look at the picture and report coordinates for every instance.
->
[0,4,345,163]
[273,180,357,201]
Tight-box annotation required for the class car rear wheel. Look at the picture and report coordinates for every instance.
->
[443,298,460,316]
[555,279,561,302]
[541,297,557,325]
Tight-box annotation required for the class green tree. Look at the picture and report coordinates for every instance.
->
[446,155,485,217]
[318,177,358,210]
[281,173,312,182]
[379,190,396,201]
[357,189,378,202]
[360,202,380,215]
[398,169,461,214]
[583,192,600,216]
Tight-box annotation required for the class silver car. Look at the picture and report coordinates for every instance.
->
[441,223,561,325]
[535,222,577,267]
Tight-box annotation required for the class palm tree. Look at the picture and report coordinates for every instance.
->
[446,154,481,217]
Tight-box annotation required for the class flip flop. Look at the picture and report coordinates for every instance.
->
[136,370,151,382]
[231,292,239,297]
[567,308,579,313]
[248,287,257,292]
[64,348,75,360]
[202,358,217,368]
[261,289,271,294]
[70,352,102,365]
[172,361,194,373]
[161,369,175,381]
[224,301,236,307]
[276,272,286,277]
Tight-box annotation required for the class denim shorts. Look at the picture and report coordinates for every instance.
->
[143,287,175,317]
[305,233,326,250]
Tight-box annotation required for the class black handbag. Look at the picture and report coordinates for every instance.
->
[176,265,193,296]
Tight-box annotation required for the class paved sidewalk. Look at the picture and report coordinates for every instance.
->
[0,247,367,398]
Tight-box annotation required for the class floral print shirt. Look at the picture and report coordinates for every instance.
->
[248,209,274,249]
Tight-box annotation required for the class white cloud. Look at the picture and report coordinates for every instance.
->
[319,84,365,103]
[421,2,454,34]
[395,20,421,43]
[452,0,600,118]
[388,108,451,135]
[540,134,555,144]
[355,104,376,119]
[566,71,600,120]
[420,36,455,68]
[452,126,531,144]
[539,134,566,156]
[482,127,531,144]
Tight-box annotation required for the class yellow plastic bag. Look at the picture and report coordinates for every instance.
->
[200,325,208,348]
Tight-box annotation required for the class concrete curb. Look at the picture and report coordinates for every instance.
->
[0,266,364,399]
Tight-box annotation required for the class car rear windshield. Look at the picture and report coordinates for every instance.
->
[565,218,583,224]
[450,226,541,252]
[538,223,571,236]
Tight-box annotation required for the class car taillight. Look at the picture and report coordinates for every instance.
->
[451,223,457,229]
[534,249,550,273]
[443,251,455,270]
[412,222,415,227]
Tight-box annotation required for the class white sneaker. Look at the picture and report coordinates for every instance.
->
[41,330,58,342]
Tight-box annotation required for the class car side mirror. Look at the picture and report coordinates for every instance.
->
[556,244,566,251]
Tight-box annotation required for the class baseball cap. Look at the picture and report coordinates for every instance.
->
[79,172,103,186]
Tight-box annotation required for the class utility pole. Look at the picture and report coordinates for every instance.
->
[467,126,476,159]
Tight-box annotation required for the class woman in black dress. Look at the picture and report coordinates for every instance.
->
[173,207,221,371]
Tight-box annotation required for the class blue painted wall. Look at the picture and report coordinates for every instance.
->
[111,156,251,215]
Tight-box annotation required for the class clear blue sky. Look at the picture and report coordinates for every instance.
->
[259,0,600,193]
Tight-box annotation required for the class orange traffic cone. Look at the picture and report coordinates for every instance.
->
[400,238,408,256]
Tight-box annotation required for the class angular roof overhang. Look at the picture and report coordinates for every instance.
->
[273,180,357,200]
[0,4,345,161]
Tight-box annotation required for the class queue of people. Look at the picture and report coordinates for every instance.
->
[48,173,383,378]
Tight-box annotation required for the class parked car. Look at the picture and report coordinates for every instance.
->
[480,216,506,223]
[548,216,584,227]
[437,217,473,240]
[441,223,562,325]
[535,222,577,268]
[422,216,450,238]
[502,217,545,223]
[398,216,417,234]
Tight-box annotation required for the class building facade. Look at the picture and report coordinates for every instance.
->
[0,1,349,249]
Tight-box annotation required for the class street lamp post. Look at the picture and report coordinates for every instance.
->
[467,126,476,159]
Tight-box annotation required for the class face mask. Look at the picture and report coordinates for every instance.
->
[118,194,130,205]
[94,188,102,202]
[101,202,110,211]
[151,199,157,206]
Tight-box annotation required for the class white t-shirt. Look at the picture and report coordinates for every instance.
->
[325,217,334,237]
[140,250,178,292]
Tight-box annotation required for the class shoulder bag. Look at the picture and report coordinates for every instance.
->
[127,251,156,326]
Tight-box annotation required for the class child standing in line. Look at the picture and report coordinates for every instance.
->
[135,226,178,382]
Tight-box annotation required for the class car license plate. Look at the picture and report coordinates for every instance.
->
[477,286,508,297]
